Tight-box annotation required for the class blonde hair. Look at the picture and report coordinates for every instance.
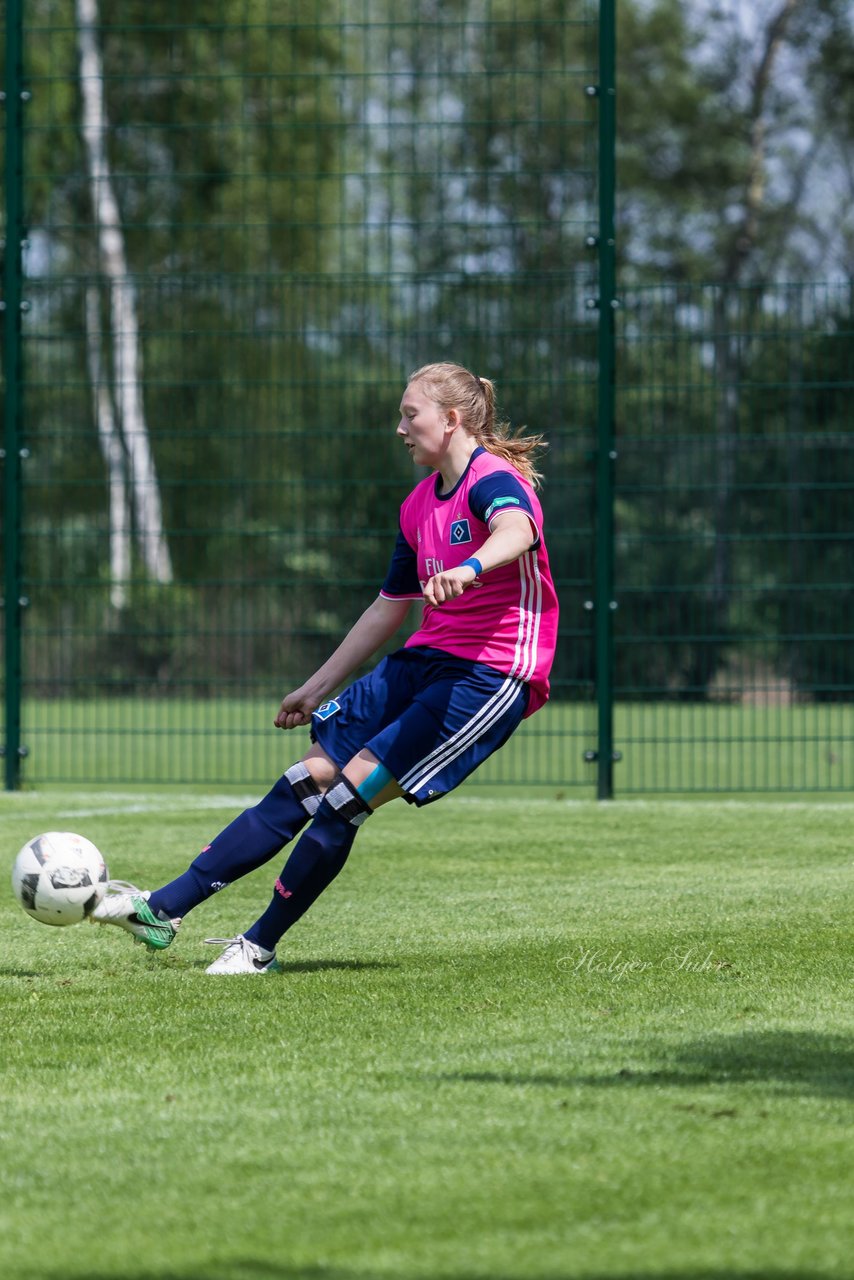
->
[407,361,547,489]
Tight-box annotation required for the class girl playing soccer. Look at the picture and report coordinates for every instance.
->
[93,362,559,972]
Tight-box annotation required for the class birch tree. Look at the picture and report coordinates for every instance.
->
[84,285,130,610]
[75,0,172,590]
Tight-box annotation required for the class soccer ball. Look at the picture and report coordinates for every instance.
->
[11,831,109,926]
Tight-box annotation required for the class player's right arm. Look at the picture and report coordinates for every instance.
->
[274,594,412,729]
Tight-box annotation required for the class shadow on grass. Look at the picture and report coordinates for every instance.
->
[184,957,398,974]
[439,1030,854,1099]
[278,958,399,974]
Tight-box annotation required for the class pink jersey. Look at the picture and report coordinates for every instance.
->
[380,448,559,715]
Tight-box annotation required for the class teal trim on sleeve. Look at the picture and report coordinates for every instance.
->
[484,495,522,521]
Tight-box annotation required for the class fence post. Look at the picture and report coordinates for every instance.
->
[3,0,25,790]
[595,0,617,799]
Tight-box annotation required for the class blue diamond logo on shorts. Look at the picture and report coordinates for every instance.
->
[313,699,341,721]
[450,518,472,545]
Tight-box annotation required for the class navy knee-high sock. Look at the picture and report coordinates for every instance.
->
[148,763,322,919]
[244,774,372,952]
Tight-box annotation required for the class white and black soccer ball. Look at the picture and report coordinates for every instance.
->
[11,832,109,927]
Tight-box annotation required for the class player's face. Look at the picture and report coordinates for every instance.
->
[397,382,449,468]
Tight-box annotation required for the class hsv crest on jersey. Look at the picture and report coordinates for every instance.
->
[450,518,472,545]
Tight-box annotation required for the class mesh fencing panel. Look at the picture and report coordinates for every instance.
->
[3,5,852,794]
[615,282,854,792]
[3,0,600,788]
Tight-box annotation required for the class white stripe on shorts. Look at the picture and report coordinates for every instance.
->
[398,673,525,796]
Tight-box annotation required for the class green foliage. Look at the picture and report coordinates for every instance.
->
[737,298,854,698]
[96,0,344,274]
[617,0,854,283]
[5,0,853,748]
[617,0,748,281]
[615,282,854,701]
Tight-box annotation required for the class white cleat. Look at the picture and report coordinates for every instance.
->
[204,934,279,974]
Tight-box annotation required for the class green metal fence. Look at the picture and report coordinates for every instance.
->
[614,281,854,792]
[2,3,852,796]
[2,0,602,791]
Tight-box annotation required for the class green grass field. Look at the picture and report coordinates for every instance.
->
[1,787,853,1279]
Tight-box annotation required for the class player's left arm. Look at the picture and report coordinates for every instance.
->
[422,509,535,607]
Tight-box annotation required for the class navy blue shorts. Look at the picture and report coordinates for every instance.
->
[310,646,529,806]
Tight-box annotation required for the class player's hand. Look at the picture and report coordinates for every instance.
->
[274,688,320,730]
[422,564,479,607]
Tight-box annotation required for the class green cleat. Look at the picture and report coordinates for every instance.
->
[90,882,181,951]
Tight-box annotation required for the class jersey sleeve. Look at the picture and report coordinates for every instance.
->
[380,526,422,599]
[469,473,540,546]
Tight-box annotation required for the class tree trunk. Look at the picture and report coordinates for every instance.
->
[75,0,173,585]
[84,285,130,611]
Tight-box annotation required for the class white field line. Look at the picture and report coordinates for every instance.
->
[0,794,259,820]
[2,792,853,821]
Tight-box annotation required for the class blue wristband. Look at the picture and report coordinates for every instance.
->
[460,557,482,576]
